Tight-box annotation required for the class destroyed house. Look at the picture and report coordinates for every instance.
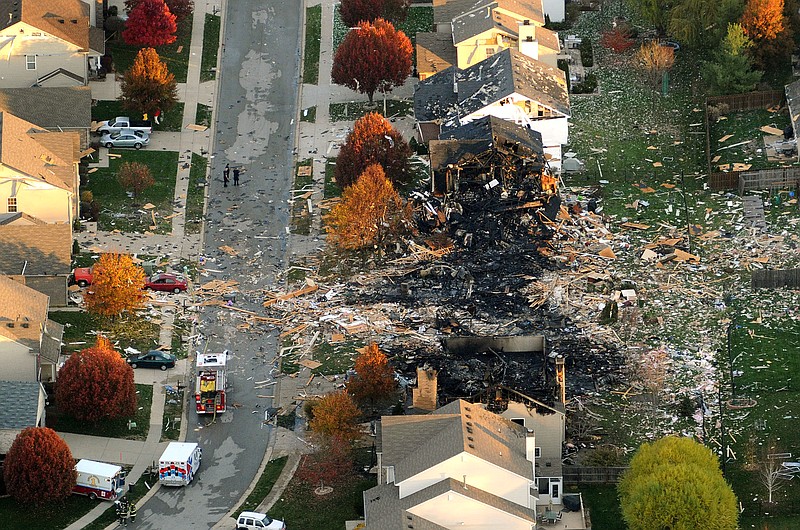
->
[363,399,541,530]
[414,48,570,169]
[785,79,800,162]
[430,115,555,195]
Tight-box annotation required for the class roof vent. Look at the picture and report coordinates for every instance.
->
[58,19,65,24]
[7,322,14,328]
[468,443,475,449]
[524,19,530,25]
[21,322,29,328]
[466,421,473,426]
[527,36,533,42]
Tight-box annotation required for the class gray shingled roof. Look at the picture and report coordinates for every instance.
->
[435,0,544,27]
[0,275,48,325]
[0,380,42,429]
[380,399,532,483]
[452,6,518,44]
[0,223,72,276]
[415,48,569,125]
[0,86,91,132]
[416,32,457,77]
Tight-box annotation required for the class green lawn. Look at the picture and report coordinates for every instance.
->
[291,159,314,235]
[236,456,289,515]
[708,108,793,169]
[579,484,626,530]
[161,387,184,441]
[201,13,221,82]
[47,384,153,440]
[196,103,213,128]
[304,5,322,84]
[106,16,193,83]
[85,150,179,233]
[300,106,317,123]
[92,100,185,133]
[329,99,413,122]
[49,311,161,356]
[185,153,208,234]
[324,158,341,199]
[0,492,104,529]
[269,475,374,530]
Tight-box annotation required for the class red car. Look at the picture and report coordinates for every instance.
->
[144,273,188,293]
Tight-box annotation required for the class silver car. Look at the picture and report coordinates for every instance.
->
[100,129,150,149]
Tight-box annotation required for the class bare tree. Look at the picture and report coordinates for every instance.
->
[759,446,791,504]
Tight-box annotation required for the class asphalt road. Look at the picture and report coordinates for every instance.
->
[135,1,301,527]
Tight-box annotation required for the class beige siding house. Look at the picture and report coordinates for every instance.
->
[0,0,105,88]
[0,275,64,382]
[0,111,82,222]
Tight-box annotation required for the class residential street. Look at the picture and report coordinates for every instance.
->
[134,1,302,527]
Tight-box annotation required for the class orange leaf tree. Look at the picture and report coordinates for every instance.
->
[56,336,137,422]
[120,47,179,116]
[636,41,675,92]
[84,253,146,319]
[122,0,177,46]
[309,391,362,443]
[347,342,398,410]
[327,164,410,250]
[332,18,412,104]
[117,161,155,202]
[741,0,785,40]
[128,0,194,23]
[334,112,410,188]
[3,427,77,505]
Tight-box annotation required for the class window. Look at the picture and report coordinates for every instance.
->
[7,197,17,212]
[26,55,36,70]
[535,447,542,458]
[511,418,525,426]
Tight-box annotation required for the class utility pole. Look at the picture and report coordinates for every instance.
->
[727,320,736,397]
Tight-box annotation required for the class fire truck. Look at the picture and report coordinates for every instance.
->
[195,351,228,414]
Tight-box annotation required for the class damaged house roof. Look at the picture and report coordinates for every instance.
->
[785,79,800,161]
[414,48,569,126]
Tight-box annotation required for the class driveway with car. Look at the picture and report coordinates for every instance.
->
[100,129,150,149]
[126,350,177,370]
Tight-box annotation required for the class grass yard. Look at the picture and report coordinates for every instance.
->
[49,311,161,356]
[106,17,193,83]
[300,105,317,123]
[724,318,800,518]
[201,13,221,82]
[92,100,185,133]
[235,456,289,515]
[304,5,322,84]
[332,6,432,50]
[185,153,208,234]
[161,387,184,441]
[85,150,179,233]
[329,99,413,122]
[324,158,341,199]
[47,384,153,440]
[291,159,314,235]
[269,475,374,530]
[196,103,213,128]
[579,484,626,530]
[708,108,793,169]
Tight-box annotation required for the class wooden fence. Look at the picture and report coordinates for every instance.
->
[738,167,800,194]
[562,466,628,484]
[752,269,800,289]
[708,171,742,191]
[707,90,785,112]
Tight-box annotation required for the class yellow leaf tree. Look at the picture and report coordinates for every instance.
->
[120,47,178,117]
[347,342,397,411]
[327,163,409,250]
[741,0,785,40]
[84,253,146,319]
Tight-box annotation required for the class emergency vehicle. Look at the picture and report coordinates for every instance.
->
[195,351,228,414]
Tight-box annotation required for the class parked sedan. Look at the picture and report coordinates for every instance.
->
[126,350,176,370]
[145,273,188,293]
[100,129,149,149]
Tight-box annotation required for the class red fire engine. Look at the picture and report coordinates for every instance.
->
[195,351,227,414]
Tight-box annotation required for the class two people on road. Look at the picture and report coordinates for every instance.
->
[223,164,241,187]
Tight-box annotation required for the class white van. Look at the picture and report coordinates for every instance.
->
[158,442,202,486]
[236,511,286,529]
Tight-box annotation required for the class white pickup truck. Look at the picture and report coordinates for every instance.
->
[96,116,153,136]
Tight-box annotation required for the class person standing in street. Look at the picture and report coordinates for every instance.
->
[223,164,230,187]
[233,167,240,186]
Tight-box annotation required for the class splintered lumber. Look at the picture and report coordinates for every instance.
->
[197,279,239,293]
[263,279,318,307]
[280,323,309,338]
[218,245,238,256]
[620,222,651,230]
[598,247,617,259]
[299,359,322,370]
